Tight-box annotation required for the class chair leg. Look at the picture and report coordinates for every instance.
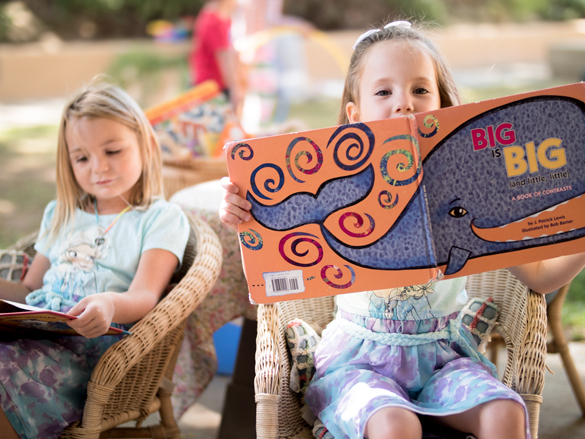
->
[549,314,585,416]
[158,387,182,439]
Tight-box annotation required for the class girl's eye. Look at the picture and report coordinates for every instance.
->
[414,88,429,95]
[375,90,391,96]
[449,207,468,218]
[106,150,121,155]
[75,157,87,163]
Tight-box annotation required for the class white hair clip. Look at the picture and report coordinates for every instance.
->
[352,21,412,50]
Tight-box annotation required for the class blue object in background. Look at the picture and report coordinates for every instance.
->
[213,320,243,375]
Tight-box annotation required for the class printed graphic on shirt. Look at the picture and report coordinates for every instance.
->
[54,226,110,300]
[368,281,435,321]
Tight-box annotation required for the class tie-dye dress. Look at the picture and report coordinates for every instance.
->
[304,277,531,439]
[0,200,190,439]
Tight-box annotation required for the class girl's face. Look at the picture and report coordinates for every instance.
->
[347,40,441,123]
[66,117,143,214]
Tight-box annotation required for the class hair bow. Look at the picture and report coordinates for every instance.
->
[352,21,412,50]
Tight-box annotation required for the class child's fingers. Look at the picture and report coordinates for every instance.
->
[67,300,86,318]
[220,178,251,211]
[220,191,252,217]
[219,215,241,232]
[226,192,252,212]
[222,201,252,223]
[66,296,111,331]
[79,323,108,338]
[67,314,108,338]
[220,177,239,194]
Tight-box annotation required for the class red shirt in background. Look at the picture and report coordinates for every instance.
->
[189,9,231,89]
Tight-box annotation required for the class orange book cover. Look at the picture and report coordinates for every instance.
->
[226,83,585,304]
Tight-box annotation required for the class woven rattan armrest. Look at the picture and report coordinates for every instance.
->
[255,303,283,439]
[7,229,39,257]
[467,269,547,439]
[256,297,336,439]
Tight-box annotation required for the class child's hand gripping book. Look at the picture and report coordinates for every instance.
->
[226,83,585,304]
[0,299,131,336]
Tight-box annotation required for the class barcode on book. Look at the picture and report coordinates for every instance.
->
[263,270,305,297]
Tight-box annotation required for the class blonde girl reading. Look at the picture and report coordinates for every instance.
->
[219,21,585,439]
[0,80,190,439]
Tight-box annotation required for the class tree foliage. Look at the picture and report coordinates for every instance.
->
[1,0,585,42]
[5,0,203,40]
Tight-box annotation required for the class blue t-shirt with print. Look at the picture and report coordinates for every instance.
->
[28,199,190,312]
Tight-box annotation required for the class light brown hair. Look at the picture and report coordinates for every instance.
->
[48,78,163,241]
[338,22,461,125]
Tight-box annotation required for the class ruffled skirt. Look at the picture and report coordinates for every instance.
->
[0,332,124,439]
[304,310,530,439]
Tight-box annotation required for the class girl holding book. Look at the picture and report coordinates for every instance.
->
[219,21,585,439]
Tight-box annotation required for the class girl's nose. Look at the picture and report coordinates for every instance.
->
[92,157,109,174]
[393,93,414,114]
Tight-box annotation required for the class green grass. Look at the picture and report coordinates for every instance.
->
[460,79,570,104]
[0,125,58,248]
[289,97,341,130]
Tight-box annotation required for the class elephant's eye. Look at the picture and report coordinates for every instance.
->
[449,207,468,218]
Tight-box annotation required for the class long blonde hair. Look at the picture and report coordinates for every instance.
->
[48,79,164,241]
[338,22,461,125]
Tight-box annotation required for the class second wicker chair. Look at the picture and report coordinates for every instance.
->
[254,269,547,439]
[5,212,225,439]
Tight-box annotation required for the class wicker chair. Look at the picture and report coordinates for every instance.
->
[7,212,223,439]
[254,269,548,439]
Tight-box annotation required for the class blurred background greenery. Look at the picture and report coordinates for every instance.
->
[0,0,584,338]
[3,0,585,42]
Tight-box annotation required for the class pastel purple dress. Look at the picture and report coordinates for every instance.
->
[304,278,530,439]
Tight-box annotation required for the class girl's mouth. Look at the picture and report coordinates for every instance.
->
[96,179,114,186]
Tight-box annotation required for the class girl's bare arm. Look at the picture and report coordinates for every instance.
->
[66,248,179,338]
[508,252,585,294]
[0,254,50,303]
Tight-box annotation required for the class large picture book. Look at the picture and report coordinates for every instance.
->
[0,299,131,336]
[226,83,585,304]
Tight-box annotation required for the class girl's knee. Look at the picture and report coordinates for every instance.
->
[365,407,422,439]
[478,399,526,439]
[484,398,525,421]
